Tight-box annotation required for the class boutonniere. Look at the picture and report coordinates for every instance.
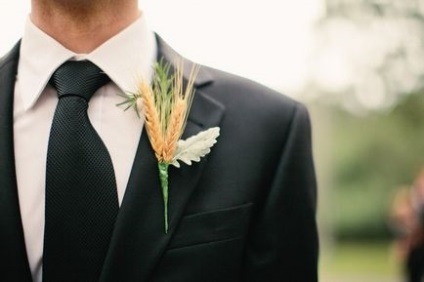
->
[119,59,220,233]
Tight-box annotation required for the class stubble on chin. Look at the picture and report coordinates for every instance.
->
[37,0,105,15]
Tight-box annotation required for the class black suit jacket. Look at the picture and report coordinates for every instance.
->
[0,36,318,281]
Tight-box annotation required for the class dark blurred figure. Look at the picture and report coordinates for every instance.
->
[390,169,424,282]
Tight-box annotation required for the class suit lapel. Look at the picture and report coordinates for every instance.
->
[0,42,33,281]
[100,38,225,281]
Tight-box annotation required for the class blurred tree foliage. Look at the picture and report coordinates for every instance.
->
[308,0,424,241]
[308,0,424,113]
[327,90,424,240]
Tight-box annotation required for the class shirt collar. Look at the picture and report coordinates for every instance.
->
[17,13,157,110]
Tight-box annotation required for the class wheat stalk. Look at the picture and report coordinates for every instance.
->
[138,59,199,164]
[163,99,186,163]
[138,81,164,162]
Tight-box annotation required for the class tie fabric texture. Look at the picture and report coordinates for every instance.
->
[43,61,119,282]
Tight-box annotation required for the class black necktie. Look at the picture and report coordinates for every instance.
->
[43,61,119,282]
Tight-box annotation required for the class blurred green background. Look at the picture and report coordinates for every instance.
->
[311,91,424,281]
[319,92,424,242]
[306,1,424,281]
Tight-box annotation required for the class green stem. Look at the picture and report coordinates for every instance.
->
[158,162,170,233]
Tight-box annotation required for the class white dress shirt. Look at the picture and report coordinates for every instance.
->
[13,14,157,282]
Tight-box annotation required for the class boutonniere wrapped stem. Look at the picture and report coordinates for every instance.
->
[119,60,220,233]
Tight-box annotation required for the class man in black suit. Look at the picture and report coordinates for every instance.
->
[0,0,318,281]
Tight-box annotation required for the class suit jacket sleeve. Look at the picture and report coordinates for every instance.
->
[242,103,318,281]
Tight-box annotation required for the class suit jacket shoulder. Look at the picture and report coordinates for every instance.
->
[155,37,318,282]
[197,63,305,128]
[0,41,20,71]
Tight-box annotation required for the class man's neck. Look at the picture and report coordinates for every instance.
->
[30,0,140,53]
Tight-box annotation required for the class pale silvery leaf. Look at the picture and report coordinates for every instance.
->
[171,127,220,168]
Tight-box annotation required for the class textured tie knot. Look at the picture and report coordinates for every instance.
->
[50,60,110,101]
